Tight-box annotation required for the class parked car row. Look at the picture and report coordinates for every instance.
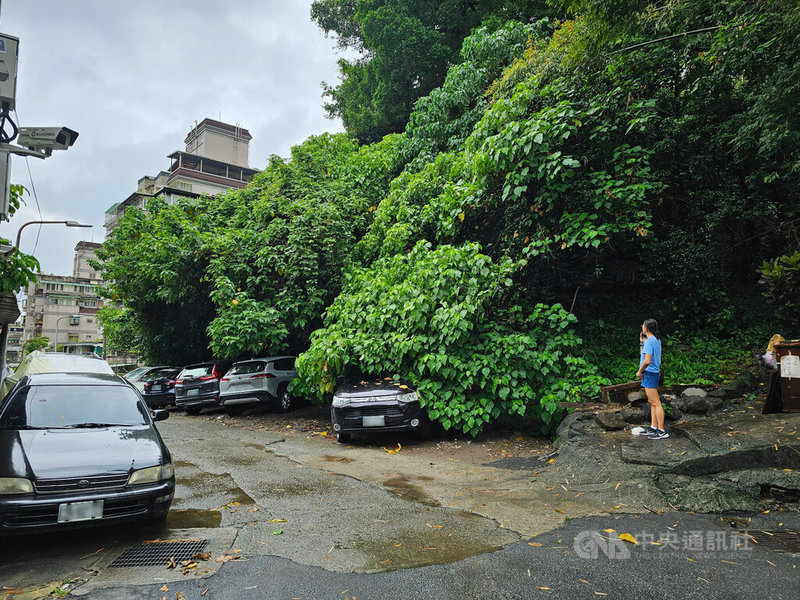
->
[124,356,300,416]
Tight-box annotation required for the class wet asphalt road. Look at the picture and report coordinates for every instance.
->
[1,410,798,599]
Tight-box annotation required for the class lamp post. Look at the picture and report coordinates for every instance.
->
[14,219,93,248]
[53,315,70,352]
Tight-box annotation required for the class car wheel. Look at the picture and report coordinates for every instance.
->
[225,406,243,417]
[336,432,352,443]
[184,407,201,416]
[278,386,293,413]
[413,418,432,441]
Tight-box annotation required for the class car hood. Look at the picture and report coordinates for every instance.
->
[334,379,415,399]
[0,426,165,480]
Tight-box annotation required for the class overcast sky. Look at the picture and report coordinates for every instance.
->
[0,0,348,275]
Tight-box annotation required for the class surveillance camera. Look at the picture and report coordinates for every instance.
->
[17,126,79,153]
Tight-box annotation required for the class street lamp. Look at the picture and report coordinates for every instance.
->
[53,315,70,352]
[15,219,93,248]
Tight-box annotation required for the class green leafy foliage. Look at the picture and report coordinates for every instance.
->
[760,251,800,322]
[296,241,605,435]
[312,0,555,142]
[23,336,49,354]
[97,1,799,437]
[0,186,41,294]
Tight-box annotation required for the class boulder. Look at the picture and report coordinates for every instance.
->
[594,411,627,431]
[665,406,683,421]
[709,386,741,400]
[680,387,708,399]
[626,390,647,403]
[621,404,650,424]
[674,394,713,414]
[555,410,595,441]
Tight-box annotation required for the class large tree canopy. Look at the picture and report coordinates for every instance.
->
[97,1,798,436]
[312,0,554,143]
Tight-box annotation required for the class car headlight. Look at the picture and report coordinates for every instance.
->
[395,392,418,403]
[332,395,351,408]
[0,477,34,495]
[128,462,174,485]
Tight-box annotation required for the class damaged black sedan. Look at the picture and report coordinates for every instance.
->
[0,373,175,534]
[331,379,430,443]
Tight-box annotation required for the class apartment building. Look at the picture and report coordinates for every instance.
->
[104,118,258,236]
[22,241,104,350]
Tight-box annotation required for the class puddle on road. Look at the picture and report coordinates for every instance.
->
[383,475,441,507]
[357,521,503,571]
[167,508,222,529]
[323,454,355,463]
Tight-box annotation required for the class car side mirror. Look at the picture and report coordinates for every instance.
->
[152,409,169,422]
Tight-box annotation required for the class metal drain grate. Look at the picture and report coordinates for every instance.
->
[746,530,800,553]
[109,539,209,568]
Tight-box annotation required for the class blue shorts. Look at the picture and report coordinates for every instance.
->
[642,371,660,389]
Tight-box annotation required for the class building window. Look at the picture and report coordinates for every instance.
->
[68,334,78,342]
[69,316,80,326]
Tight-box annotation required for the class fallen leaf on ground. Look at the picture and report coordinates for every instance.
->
[383,444,402,454]
[268,518,287,523]
[273,529,283,535]
[176,593,185,600]
[191,552,211,561]
[167,557,177,569]
[426,523,443,528]
[528,542,542,547]
[160,585,169,592]
[537,587,550,590]
[619,533,638,545]
[200,588,209,596]
[603,529,615,533]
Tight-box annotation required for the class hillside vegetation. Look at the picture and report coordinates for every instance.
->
[95,1,799,436]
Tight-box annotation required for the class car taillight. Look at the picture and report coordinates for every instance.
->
[174,379,184,385]
[200,374,216,381]
[251,373,275,379]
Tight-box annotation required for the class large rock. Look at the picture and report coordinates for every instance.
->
[594,411,627,431]
[621,404,650,424]
[674,394,713,414]
[626,390,647,403]
[709,386,741,400]
[680,387,708,399]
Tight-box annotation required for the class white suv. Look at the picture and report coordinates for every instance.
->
[219,356,298,416]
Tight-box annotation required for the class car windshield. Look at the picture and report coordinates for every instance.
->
[228,361,265,376]
[0,385,150,429]
[142,368,178,381]
[180,365,213,378]
[124,367,149,380]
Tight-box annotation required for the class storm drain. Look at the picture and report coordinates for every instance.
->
[108,539,209,568]
[746,530,800,553]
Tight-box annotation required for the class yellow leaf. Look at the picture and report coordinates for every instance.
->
[619,533,638,545]
[528,542,542,547]
[458,212,465,222]
[320,430,328,436]
[160,585,169,592]
[537,587,550,591]
[613,505,621,509]
[603,529,615,533]
[268,519,287,523]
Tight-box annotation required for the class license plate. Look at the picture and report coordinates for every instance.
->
[152,385,162,392]
[58,500,103,523]
[187,389,199,396]
[362,415,385,427]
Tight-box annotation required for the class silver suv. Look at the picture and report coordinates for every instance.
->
[219,356,298,416]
